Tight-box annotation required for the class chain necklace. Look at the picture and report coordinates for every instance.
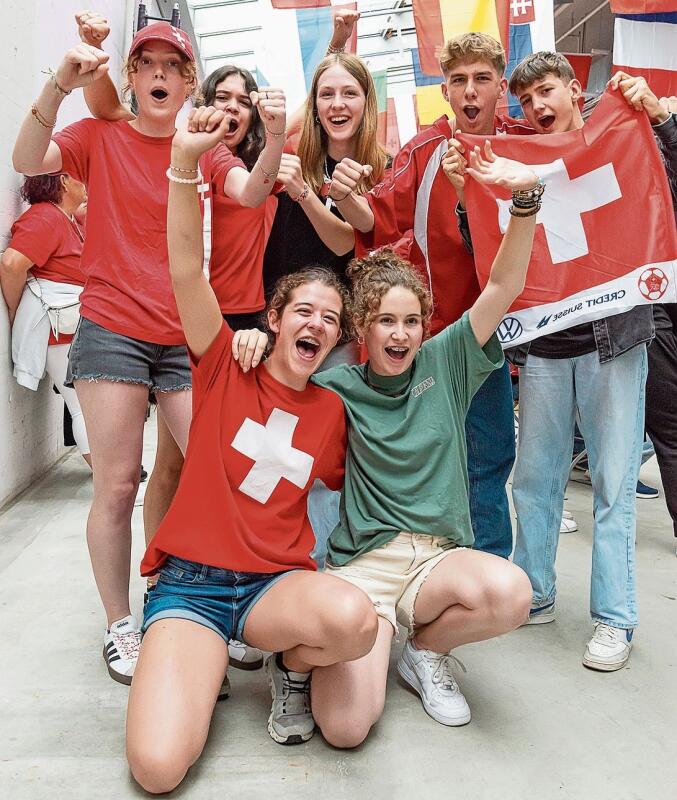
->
[49,201,84,243]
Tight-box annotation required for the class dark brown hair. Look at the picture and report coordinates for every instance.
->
[508,51,575,96]
[265,267,352,349]
[347,249,432,339]
[20,174,65,205]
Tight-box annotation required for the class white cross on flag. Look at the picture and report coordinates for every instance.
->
[462,90,677,348]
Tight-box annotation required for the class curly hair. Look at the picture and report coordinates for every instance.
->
[122,52,201,103]
[265,267,353,350]
[20,174,65,205]
[199,65,265,172]
[347,249,432,340]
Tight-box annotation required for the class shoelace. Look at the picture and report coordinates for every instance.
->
[282,673,311,714]
[593,623,623,648]
[113,629,141,661]
[428,652,467,693]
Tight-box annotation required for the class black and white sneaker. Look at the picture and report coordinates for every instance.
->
[103,615,141,685]
[228,639,264,670]
[265,653,314,745]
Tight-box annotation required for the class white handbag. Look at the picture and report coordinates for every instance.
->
[26,277,81,339]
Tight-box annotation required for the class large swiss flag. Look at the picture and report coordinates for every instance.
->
[461,90,677,349]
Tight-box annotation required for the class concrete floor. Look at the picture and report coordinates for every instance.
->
[1,418,676,800]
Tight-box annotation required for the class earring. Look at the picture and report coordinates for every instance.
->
[357,335,364,345]
[314,113,320,124]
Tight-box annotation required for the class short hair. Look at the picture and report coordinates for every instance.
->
[347,249,432,339]
[122,51,201,103]
[20,174,65,205]
[265,267,352,349]
[439,32,506,77]
[508,51,576,96]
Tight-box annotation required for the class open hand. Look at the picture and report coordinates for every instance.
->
[251,88,286,136]
[76,10,110,46]
[466,140,538,191]
[232,328,268,372]
[329,157,372,200]
[54,44,110,92]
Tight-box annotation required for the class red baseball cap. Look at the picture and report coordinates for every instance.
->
[129,21,195,63]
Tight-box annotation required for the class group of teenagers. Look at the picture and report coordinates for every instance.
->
[4,6,677,794]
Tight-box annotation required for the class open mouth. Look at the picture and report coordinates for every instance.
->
[295,337,320,361]
[537,114,555,130]
[385,346,408,362]
[462,105,480,122]
[328,115,350,127]
[224,118,239,135]
[150,88,168,101]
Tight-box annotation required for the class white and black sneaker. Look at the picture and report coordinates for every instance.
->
[103,615,141,685]
[265,653,314,745]
[228,639,264,670]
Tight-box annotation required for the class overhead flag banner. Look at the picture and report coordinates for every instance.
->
[271,0,330,7]
[610,1,677,12]
[412,0,507,77]
[462,91,677,349]
[612,8,677,97]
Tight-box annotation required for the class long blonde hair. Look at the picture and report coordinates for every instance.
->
[299,53,388,196]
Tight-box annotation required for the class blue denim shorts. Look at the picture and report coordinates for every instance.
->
[142,556,296,644]
[66,317,191,392]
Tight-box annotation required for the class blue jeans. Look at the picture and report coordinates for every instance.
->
[465,361,515,559]
[512,345,648,629]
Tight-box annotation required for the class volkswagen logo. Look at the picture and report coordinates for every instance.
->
[497,317,523,342]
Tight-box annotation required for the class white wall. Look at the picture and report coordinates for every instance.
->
[0,0,132,508]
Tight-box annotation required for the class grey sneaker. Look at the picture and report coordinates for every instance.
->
[228,639,264,671]
[265,654,314,745]
[522,601,556,626]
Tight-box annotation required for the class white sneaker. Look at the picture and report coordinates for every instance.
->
[583,623,633,671]
[228,639,264,671]
[562,509,575,520]
[560,515,578,534]
[396,640,471,726]
[522,601,556,625]
[103,615,141,685]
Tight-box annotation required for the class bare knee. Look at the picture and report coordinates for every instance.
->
[325,588,378,660]
[127,743,190,795]
[94,475,138,516]
[485,564,532,630]
[317,705,383,749]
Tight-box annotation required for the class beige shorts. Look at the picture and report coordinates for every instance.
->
[325,532,462,634]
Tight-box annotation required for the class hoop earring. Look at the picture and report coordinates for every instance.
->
[314,113,320,124]
[357,335,364,345]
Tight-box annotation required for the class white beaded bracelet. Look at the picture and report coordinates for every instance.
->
[166,167,203,185]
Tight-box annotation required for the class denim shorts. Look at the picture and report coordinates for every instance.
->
[66,317,191,392]
[142,556,296,644]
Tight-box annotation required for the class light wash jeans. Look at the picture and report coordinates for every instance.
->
[512,345,648,629]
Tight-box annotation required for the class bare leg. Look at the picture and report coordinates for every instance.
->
[412,550,532,653]
[154,388,192,454]
[126,619,228,794]
[312,617,394,748]
[242,571,378,671]
[74,379,149,626]
[142,410,184,548]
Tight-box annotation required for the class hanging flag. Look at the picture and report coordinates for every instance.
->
[373,69,389,148]
[505,0,555,116]
[562,53,593,92]
[296,3,357,90]
[271,0,330,8]
[411,47,448,126]
[610,1,677,12]
[461,91,677,349]
[385,97,401,156]
[612,10,677,97]
[412,0,506,77]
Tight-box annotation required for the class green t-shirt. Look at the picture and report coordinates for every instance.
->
[312,311,503,566]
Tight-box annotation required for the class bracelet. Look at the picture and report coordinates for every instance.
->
[509,203,541,217]
[257,161,278,180]
[329,189,352,202]
[42,67,71,96]
[327,44,345,54]
[169,165,199,174]
[31,103,56,129]
[511,180,545,205]
[289,183,310,203]
[264,126,285,138]
[166,167,204,185]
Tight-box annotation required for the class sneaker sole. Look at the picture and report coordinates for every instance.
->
[396,660,471,727]
[635,493,659,499]
[102,645,133,686]
[582,652,630,672]
[523,612,556,626]
[265,670,314,745]
[228,655,264,671]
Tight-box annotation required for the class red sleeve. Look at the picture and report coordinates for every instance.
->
[52,119,94,184]
[189,320,234,398]
[210,144,247,197]
[8,206,62,267]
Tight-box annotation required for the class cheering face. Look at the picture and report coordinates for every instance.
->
[212,74,253,150]
[267,282,343,385]
[517,74,582,133]
[442,59,507,134]
[364,287,424,378]
[315,65,366,148]
[130,42,192,119]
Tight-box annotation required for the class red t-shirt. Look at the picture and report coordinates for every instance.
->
[141,322,347,575]
[201,145,277,314]
[53,119,241,344]
[9,202,86,345]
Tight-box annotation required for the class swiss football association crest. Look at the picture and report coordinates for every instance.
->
[637,267,668,301]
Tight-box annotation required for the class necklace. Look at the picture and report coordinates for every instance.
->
[50,201,84,242]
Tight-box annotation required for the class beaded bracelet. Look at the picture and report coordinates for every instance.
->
[290,183,310,203]
[257,161,278,181]
[264,126,285,138]
[327,44,345,54]
[166,167,203,185]
[170,165,199,174]
[42,68,71,96]
[511,180,545,205]
[31,103,56,129]
[509,202,541,217]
